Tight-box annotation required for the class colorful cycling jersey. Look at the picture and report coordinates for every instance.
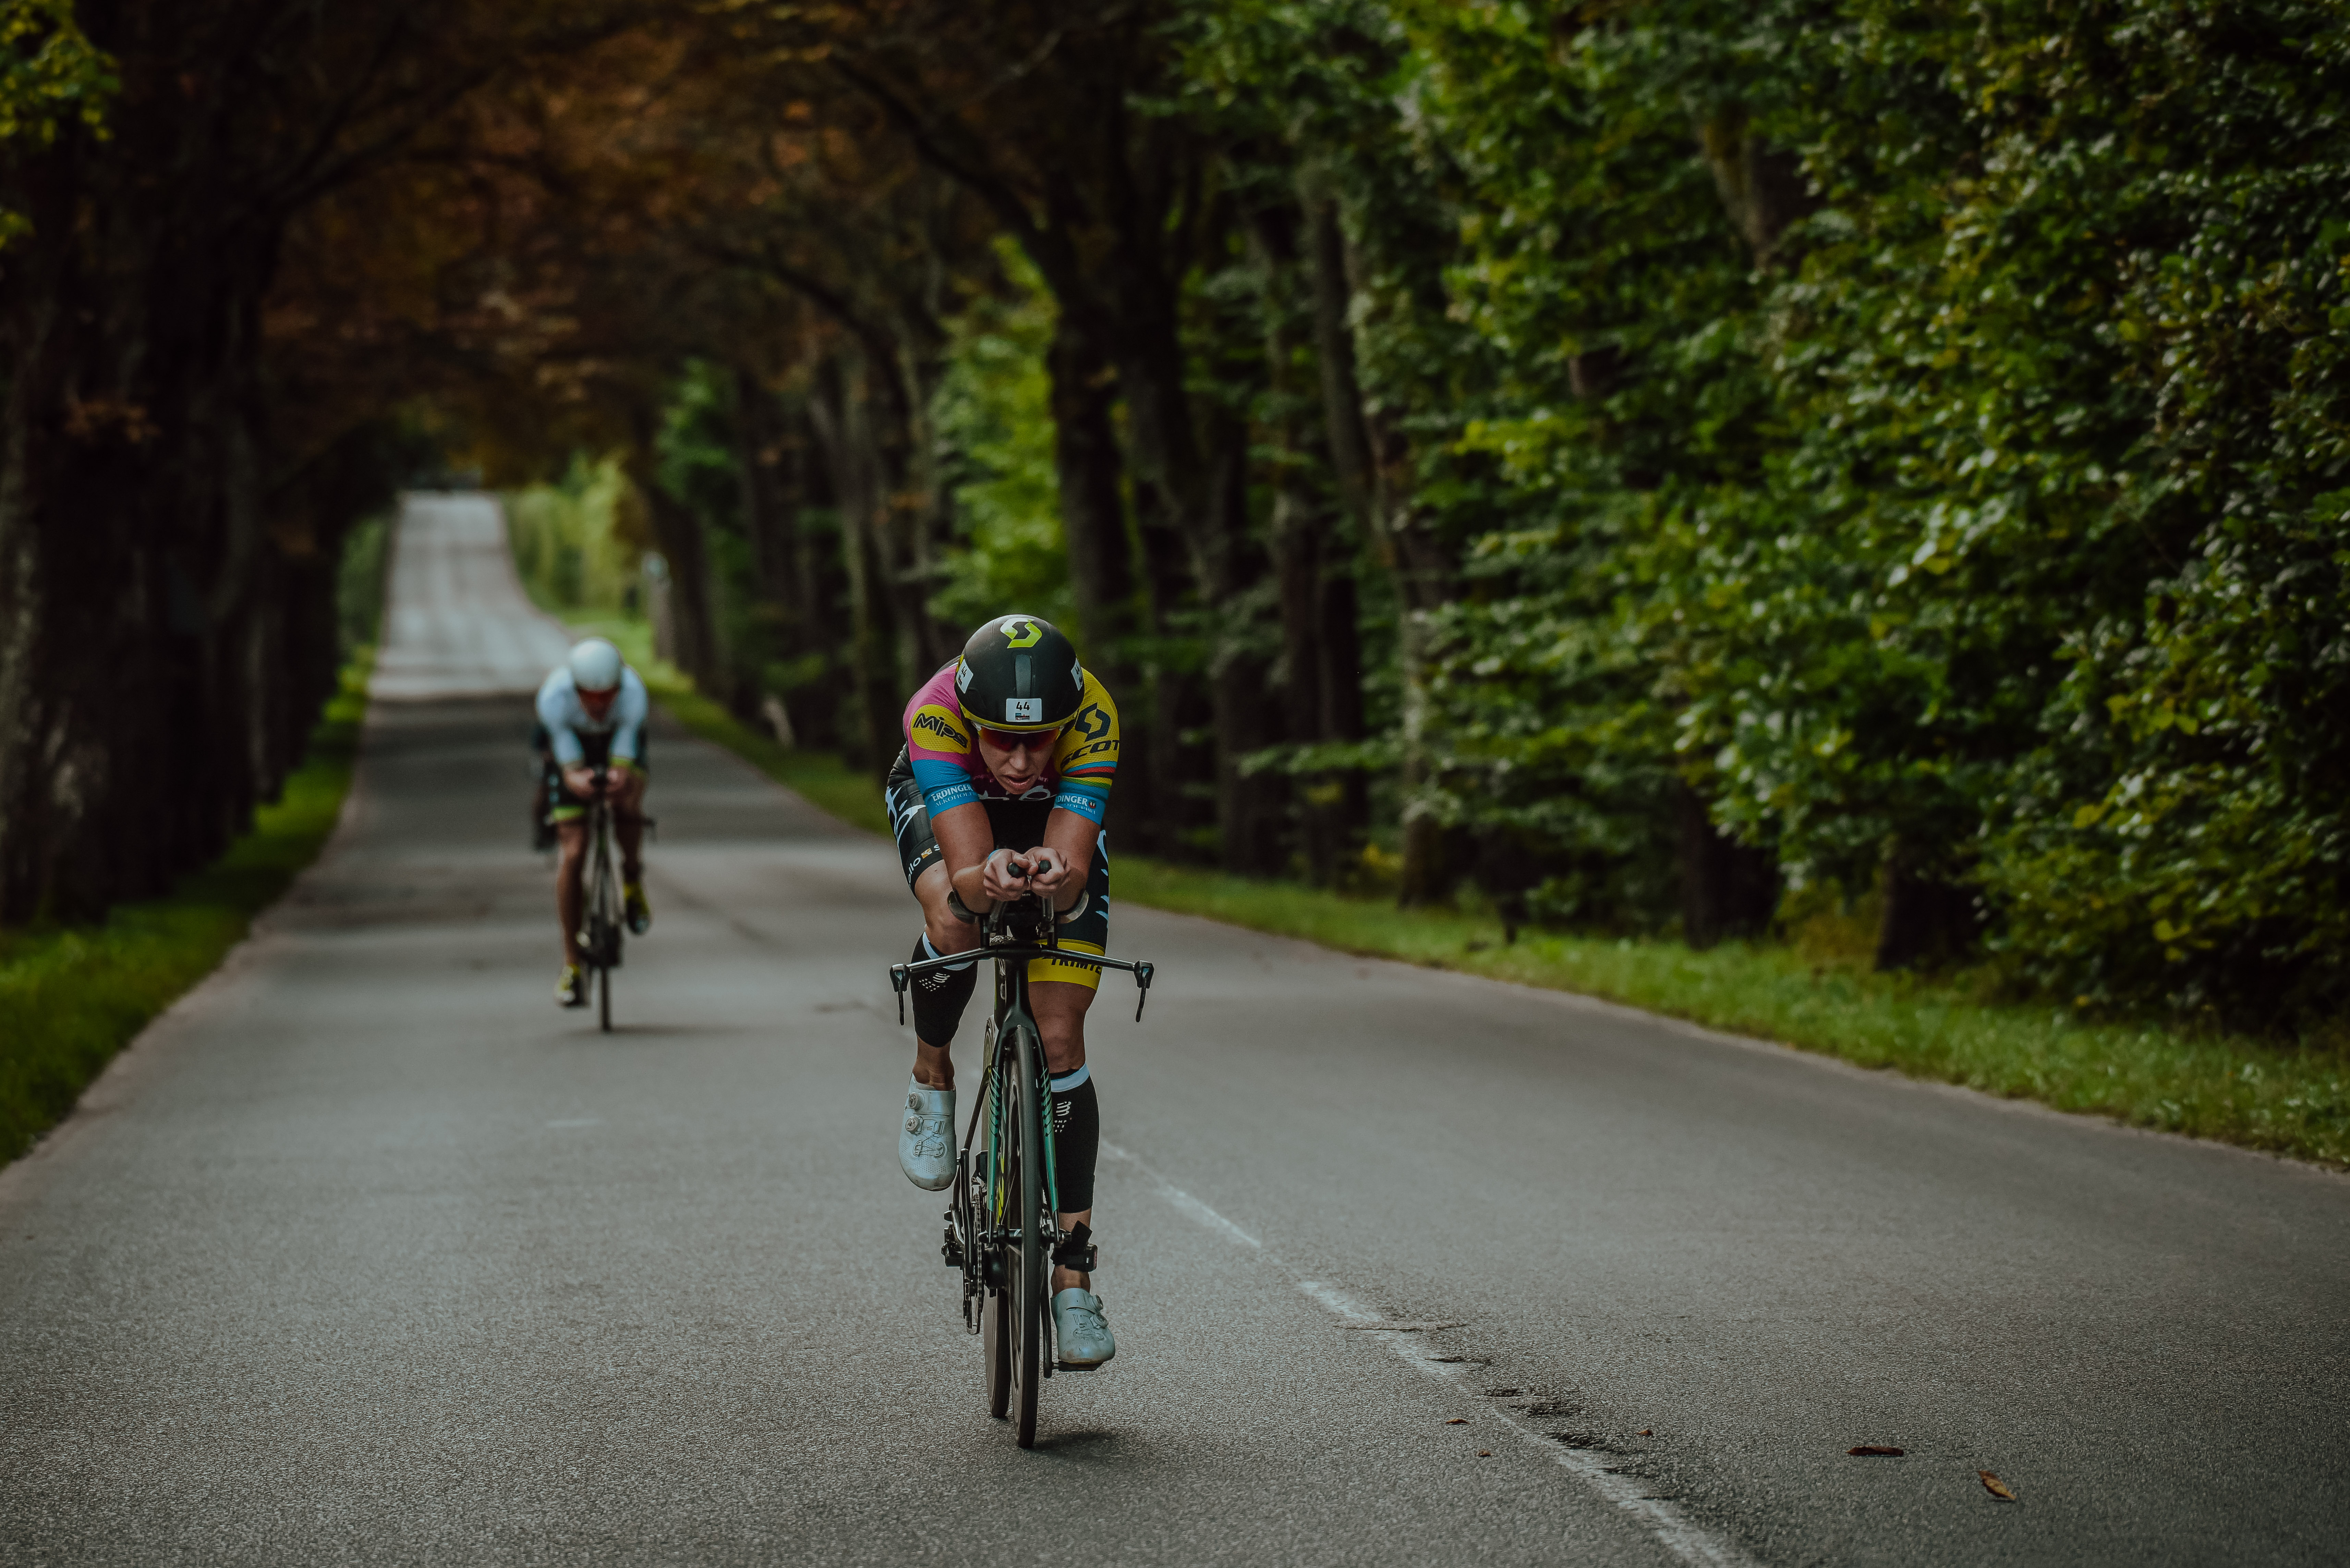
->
[901,660,1119,825]
[536,664,649,767]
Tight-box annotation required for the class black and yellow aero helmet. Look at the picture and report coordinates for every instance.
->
[955,613,1084,733]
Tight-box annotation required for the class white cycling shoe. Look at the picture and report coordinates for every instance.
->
[898,1080,955,1191]
[1052,1288,1116,1369]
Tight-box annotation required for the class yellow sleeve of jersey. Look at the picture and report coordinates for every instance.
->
[1050,671,1118,823]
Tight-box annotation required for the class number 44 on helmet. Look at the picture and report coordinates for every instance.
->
[956,614,1083,732]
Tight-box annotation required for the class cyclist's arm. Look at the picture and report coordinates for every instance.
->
[536,679,587,767]
[933,801,1000,912]
[609,672,649,765]
[1022,810,1095,907]
[1027,682,1113,904]
[932,802,1090,912]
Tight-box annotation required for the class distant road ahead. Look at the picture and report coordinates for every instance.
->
[371,491,572,699]
[1,492,2344,1566]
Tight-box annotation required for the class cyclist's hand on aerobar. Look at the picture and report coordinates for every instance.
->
[1023,846,1068,897]
[979,847,1062,903]
[561,764,599,799]
[979,848,1029,904]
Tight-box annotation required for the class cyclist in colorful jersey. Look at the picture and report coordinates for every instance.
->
[535,638,653,1007]
[888,613,1121,1368]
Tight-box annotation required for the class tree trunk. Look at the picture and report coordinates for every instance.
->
[630,440,723,701]
[1045,312,1152,834]
[783,398,844,750]
[1300,178,1450,903]
[1130,482,1198,860]
[888,341,957,676]
[1273,502,1328,875]
[732,362,797,610]
[1048,317,1134,659]
[1251,192,1366,884]
[1698,107,1819,267]
[807,347,904,776]
[1318,563,1368,854]
[1875,838,1979,971]
[1677,782,1779,949]
[1201,395,1284,875]
[0,122,273,920]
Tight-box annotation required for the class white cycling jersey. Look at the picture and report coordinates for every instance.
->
[536,664,649,767]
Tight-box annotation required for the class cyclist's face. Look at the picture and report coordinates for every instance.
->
[579,686,617,720]
[974,723,1057,787]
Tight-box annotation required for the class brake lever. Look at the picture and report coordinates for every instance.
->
[889,963,910,1026]
[1133,961,1153,1022]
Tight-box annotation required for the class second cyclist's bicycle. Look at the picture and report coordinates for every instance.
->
[579,767,625,1032]
[890,883,1155,1448]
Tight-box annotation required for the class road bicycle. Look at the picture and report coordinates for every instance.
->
[579,767,625,1033]
[890,883,1156,1448]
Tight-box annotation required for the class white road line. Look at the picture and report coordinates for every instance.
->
[1115,1150,1757,1568]
[1099,1141,1262,1248]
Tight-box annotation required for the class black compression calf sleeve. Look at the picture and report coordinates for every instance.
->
[909,933,978,1046]
[1049,1069,1100,1214]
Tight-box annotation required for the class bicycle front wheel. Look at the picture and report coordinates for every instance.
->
[977,1059,1013,1419]
[588,817,620,1031]
[1006,1021,1046,1448]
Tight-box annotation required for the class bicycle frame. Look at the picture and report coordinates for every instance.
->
[580,768,625,1029]
[889,894,1155,1342]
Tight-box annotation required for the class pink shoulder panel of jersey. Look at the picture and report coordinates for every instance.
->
[901,662,979,775]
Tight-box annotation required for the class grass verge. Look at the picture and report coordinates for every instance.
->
[1112,861,2349,1169]
[0,656,373,1165]
[555,610,2349,1170]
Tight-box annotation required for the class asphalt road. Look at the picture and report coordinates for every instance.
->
[2,494,2345,1566]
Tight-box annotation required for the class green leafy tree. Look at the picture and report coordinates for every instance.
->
[0,0,113,246]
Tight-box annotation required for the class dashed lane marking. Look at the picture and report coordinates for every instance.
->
[1108,1144,1759,1568]
[1099,1141,1261,1248]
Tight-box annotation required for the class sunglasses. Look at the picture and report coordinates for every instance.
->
[975,725,1061,751]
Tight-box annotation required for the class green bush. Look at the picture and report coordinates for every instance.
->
[505,454,645,615]
[336,513,390,658]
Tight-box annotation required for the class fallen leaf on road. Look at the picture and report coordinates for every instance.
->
[1639,1430,1653,1437]
[1446,1418,1469,1424]
[1849,1446,1905,1457]
[1979,1470,2018,1501]
[1478,1450,1493,1457]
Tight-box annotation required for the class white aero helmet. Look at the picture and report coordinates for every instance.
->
[569,637,624,694]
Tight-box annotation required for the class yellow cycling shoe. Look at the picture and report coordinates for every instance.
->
[556,964,589,1008]
[623,882,651,935]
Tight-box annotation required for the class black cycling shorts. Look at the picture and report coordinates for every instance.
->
[885,746,1110,990]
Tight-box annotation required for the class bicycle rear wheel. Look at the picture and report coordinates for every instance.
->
[597,963,611,1031]
[982,1271,1012,1419]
